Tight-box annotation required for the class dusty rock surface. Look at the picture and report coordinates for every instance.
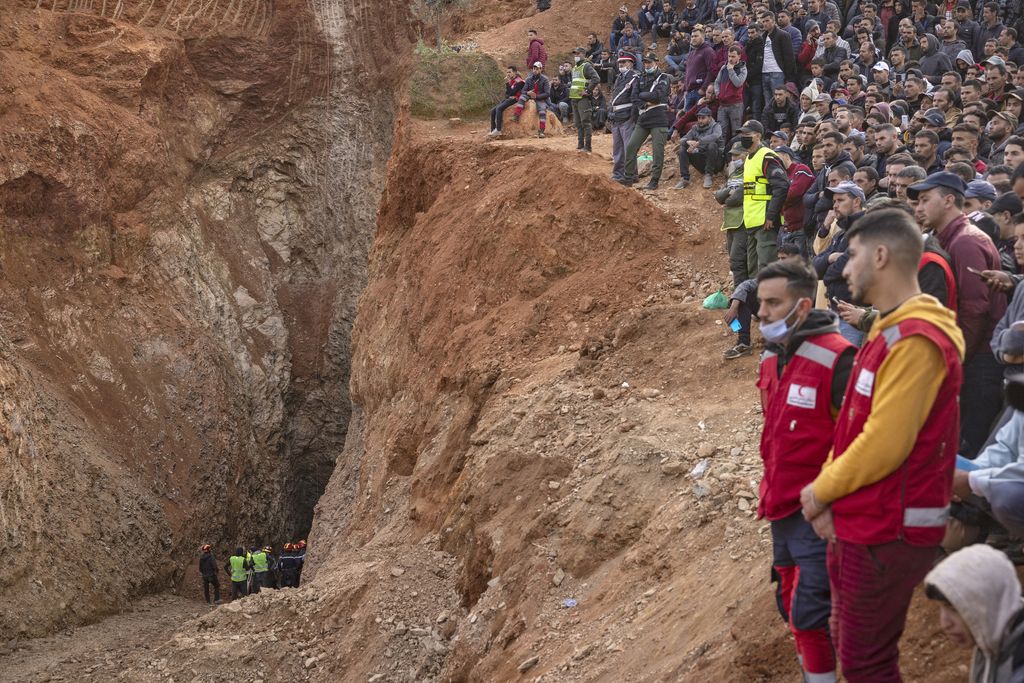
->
[0,1,974,682]
[0,0,410,639]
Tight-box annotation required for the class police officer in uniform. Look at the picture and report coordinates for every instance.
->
[570,46,601,153]
[621,53,671,190]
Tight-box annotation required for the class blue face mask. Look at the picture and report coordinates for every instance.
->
[760,300,805,343]
[646,65,657,73]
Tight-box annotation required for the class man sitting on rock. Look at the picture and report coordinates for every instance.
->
[513,62,553,138]
[488,66,525,137]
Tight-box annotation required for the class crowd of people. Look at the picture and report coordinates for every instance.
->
[492,0,1024,680]
[197,540,307,605]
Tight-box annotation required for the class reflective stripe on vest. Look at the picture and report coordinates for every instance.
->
[252,551,269,573]
[229,555,247,582]
[904,507,950,527]
[756,333,854,520]
[918,251,958,312]
[830,316,963,545]
[570,62,589,99]
[743,146,780,229]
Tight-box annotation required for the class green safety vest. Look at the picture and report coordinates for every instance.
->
[229,555,247,582]
[743,145,782,229]
[570,61,590,99]
[252,551,269,573]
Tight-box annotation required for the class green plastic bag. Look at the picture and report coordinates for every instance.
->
[637,153,653,163]
[702,289,729,310]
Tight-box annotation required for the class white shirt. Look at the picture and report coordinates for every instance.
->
[763,35,783,74]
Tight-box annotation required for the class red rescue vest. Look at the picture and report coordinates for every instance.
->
[757,332,854,520]
[830,318,963,546]
[919,251,957,313]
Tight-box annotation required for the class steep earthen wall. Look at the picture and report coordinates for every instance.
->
[0,0,410,638]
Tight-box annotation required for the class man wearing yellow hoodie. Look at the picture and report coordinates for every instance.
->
[799,207,966,682]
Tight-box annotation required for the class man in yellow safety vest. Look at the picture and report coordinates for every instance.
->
[739,119,790,275]
[570,46,601,153]
[224,547,250,600]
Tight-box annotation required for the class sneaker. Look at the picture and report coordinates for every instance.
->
[674,178,689,189]
[487,129,500,137]
[649,42,658,50]
[617,177,636,187]
[642,179,659,190]
[512,114,520,123]
[538,131,546,138]
[723,343,753,360]
[703,172,714,188]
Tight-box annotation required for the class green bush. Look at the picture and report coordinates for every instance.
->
[410,46,505,119]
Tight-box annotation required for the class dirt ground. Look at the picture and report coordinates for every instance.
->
[0,1,979,681]
[1,118,971,682]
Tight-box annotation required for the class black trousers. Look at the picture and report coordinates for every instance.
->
[961,350,1005,458]
[231,579,247,599]
[202,575,220,604]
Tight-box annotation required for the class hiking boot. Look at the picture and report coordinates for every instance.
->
[723,343,753,360]
[642,179,659,191]
[674,178,689,189]
[538,131,546,138]
[703,172,714,188]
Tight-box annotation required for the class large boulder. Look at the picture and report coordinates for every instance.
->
[500,99,564,138]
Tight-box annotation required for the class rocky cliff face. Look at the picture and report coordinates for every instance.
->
[0,0,410,638]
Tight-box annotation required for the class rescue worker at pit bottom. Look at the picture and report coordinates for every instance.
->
[225,547,250,600]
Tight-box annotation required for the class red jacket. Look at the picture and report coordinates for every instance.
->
[757,331,853,521]
[830,319,963,546]
[526,38,548,69]
[781,162,815,232]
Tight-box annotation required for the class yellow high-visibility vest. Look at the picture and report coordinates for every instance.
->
[743,145,782,229]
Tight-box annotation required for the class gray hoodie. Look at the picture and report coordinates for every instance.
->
[925,545,1024,683]
[920,34,953,84]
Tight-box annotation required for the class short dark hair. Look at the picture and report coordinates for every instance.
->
[855,166,879,181]
[987,164,1014,178]
[846,208,924,269]
[896,165,927,182]
[944,159,973,185]
[756,259,818,300]
[822,131,846,145]
[914,129,939,145]
[952,123,980,138]
[778,243,803,258]
[1006,136,1024,151]
[887,152,915,167]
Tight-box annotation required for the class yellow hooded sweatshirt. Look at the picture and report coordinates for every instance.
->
[812,293,966,504]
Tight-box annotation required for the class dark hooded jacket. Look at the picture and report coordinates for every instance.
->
[920,33,953,84]
[765,309,855,411]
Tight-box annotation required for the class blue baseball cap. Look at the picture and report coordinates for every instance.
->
[965,180,997,201]
[906,171,968,200]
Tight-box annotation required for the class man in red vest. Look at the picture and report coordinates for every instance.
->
[756,259,855,683]
[800,208,966,682]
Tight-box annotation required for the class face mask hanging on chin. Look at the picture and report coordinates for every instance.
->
[760,300,805,343]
